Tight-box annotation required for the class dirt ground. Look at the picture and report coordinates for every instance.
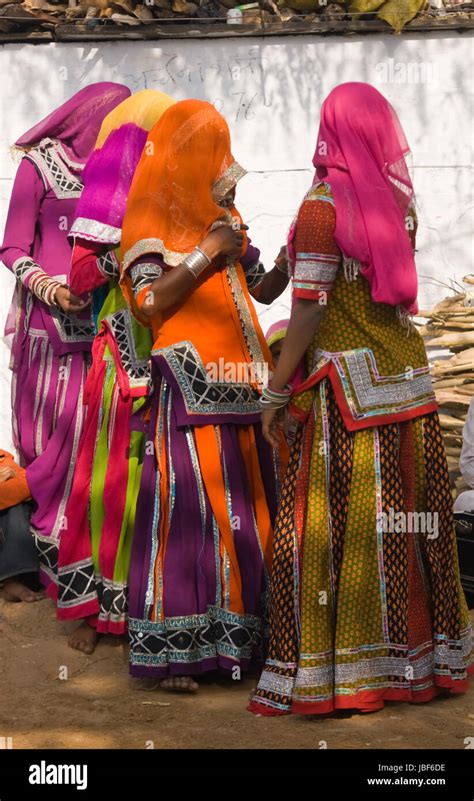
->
[0,597,473,750]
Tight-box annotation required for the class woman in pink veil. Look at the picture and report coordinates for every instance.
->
[249,82,472,716]
[0,82,130,601]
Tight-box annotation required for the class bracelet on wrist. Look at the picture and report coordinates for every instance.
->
[260,383,292,410]
[182,247,212,280]
[30,273,61,306]
[259,396,290,411]
[263,384,292,398]
[48,282,63,307]
[195,247,211,265]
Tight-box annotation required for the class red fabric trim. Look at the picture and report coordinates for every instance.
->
[99,388,133,582]
[96,619,127,636]
[100,320,148,399]
[289,360,438,431]
[55,351,108,618]
[293,288,333,303]
[83,331,108,406]
[291,360,331,395]
[248,666,473,717]
[57,608,126,635]
[288,361,331,422]
[56,597,99,622]
[43,574,58,602]
[69,240,106,297]
[290,685,440,716]
[247,701,291,717]
[287,405,309,423]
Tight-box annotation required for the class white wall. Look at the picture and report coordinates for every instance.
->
[0,33,472,449]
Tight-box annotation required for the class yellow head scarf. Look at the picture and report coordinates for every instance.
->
[95,88,176,149]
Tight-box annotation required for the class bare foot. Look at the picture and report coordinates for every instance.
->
[68,622,100,654]
[160,676,199,693]
[1,579,45,603]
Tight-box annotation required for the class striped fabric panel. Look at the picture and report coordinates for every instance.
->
[292,252,340,299]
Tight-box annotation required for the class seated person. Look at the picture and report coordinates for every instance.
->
[0,450,43,602]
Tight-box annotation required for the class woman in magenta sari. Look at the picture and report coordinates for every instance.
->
[0,82,130,599]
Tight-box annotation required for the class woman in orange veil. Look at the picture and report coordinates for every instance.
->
[120,100,289,691]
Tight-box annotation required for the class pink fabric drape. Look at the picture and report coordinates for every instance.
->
[15,82,131,163]
[288,83,418,314]
[312,82,418,315]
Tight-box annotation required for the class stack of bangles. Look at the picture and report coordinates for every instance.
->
[29,270,64,307]
[259,384,292,410]
[182,246,211,279]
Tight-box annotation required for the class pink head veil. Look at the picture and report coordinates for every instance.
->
[14,82,131,164]
[311,82,418,315]
[5,83,130,340]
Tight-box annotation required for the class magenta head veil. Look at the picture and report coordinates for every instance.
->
[70,123,149,245]
[70,89,175,245]
[312,82,418,315]
[14,82,131,164]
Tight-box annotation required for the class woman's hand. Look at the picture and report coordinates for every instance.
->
[200,224,248,262]
[275,245,288,272]
[255,244,290,304]
[0,465,16,483]
[55,287,91,315]
[261,407,283,449]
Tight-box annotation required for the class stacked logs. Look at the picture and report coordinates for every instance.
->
[417,275,474,496]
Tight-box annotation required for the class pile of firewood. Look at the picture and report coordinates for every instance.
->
[417,275,474,496]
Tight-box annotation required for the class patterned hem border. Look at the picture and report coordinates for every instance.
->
[57,559,128,628]
[129,604,264,668]
[249,670,473,717]
[32,530,58,592]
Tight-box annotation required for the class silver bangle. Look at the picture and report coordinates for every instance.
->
[182,247,211,280]
[259,396,289,411]
[195,247,211,264]
[260,384,291,408]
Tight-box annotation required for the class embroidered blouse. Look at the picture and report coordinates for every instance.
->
[290,182,437,431]
[0,140,94,356]
[124,239,270,426]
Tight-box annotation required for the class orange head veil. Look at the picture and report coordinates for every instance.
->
[121,99,247,274]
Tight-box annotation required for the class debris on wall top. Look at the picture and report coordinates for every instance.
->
[0,0,473,42]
